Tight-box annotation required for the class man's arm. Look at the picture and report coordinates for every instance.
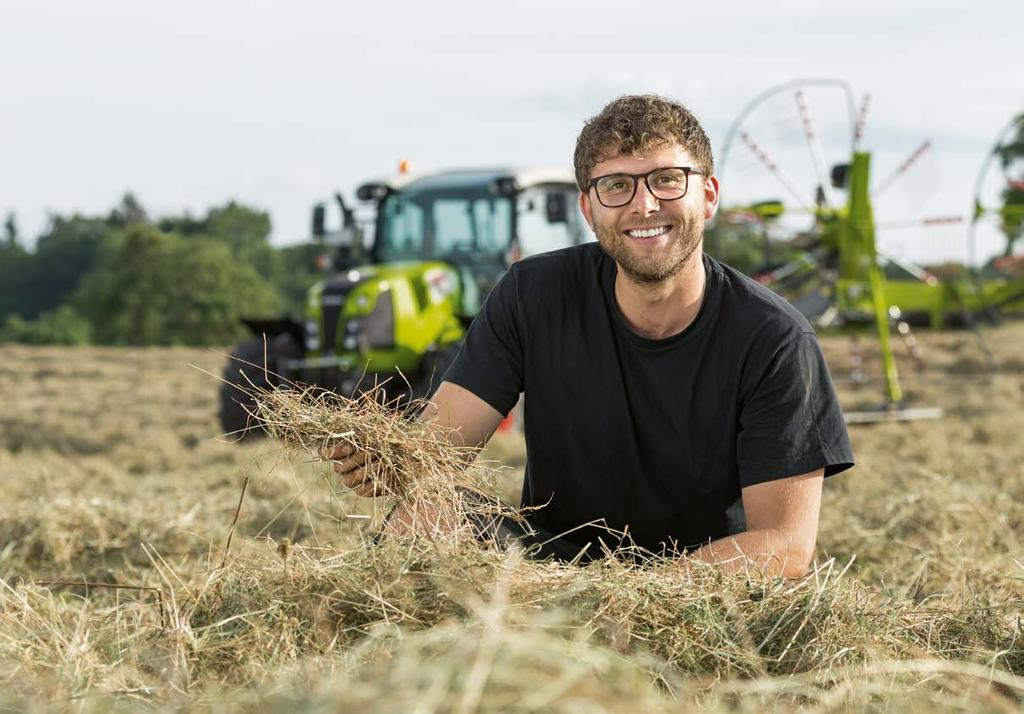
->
[418,380,506,447]
[690,469,824,578]
[328,381,505,496]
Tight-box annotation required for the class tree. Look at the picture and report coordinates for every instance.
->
[0,306,91,345]
[161,200,278,275]
[704,219,774,275]
[106,192,149,228]
[159,200,320,316]
[74,224,281,345]
[3,211,18,247]
[272,242,324,316]
[20,214,121,319]
[0,213,30,318]
[996,113,1024,257]
[2,197,312,344]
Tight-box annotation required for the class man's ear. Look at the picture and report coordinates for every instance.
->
[579,190,595,233]
[703,175,721,221]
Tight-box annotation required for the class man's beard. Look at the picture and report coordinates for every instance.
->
[595,214,704,285]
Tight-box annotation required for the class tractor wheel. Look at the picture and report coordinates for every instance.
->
[219,335,297,440]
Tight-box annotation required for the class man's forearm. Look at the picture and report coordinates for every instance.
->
[418,381,505,451]
[691,528,814,578]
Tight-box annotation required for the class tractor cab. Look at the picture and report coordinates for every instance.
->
[360,168,586,316]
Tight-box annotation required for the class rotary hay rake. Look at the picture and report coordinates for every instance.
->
[715,79,1024,423]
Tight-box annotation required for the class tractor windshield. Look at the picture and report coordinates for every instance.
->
[375,190,513,265]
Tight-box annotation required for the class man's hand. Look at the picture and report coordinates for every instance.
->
[323,381,505,499]
[322,442,385,497]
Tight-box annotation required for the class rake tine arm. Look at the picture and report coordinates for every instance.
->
[740,132,816,213]
[795,90,836,206]
[872,140,932,197]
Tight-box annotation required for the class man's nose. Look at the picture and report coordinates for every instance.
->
[629,179,661,214]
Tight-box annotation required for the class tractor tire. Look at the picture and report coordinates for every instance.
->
[219,335,297,440]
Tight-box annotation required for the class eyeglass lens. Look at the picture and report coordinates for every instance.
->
[595,168,689,207]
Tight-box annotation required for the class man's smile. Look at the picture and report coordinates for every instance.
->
[623,225,671,240]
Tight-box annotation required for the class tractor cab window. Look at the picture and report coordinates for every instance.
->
[375,190,512,266]
[378,196,425,260]
[433,197,511,258]
[516,186,590,257]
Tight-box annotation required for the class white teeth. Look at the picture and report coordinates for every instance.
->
[626,226,669,238]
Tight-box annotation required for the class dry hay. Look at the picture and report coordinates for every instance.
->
[183,540,1022,681]
[1,324,1024,711]
[249,383,523,542]
[3,540,1021,712]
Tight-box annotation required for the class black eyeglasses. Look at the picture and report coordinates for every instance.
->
[587,166,704,208]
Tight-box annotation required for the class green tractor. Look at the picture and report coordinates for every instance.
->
[220,167,588,436]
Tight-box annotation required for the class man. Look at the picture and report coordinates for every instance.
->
[329,95,853,576]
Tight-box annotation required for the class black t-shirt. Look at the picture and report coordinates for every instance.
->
[445,242,854,557]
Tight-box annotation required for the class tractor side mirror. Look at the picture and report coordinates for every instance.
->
[312,203,326,238]
[545,192,568,224]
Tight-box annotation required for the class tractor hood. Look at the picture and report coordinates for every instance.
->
[306,260,463,368]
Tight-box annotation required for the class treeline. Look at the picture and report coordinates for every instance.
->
[0,195,321,346]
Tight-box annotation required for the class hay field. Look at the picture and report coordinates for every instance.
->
[0,324,1022,712]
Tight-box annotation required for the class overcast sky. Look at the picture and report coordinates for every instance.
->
[2,0,1021,264]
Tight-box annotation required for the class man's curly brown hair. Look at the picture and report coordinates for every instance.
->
[573,94,714,192]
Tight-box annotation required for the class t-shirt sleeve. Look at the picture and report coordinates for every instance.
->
[737,331,854,487]
[441,266,525,417]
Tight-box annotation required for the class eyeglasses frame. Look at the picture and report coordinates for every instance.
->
[586,166,705,208]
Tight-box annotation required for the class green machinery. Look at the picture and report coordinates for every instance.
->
[717,80,1024,416]
[220,166,588,436]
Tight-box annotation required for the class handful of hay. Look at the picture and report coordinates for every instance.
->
[248,384,514,538]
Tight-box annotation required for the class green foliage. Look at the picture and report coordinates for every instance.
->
[74,225,281,345]
[999,185,1023,257]
[0,236,31,318]
[105,192,149,228]
[157,200,321,317]
[160,200,277,272]
[3,211,18,247]
[704,219,770,274]
[0,305,92,345]
[17,214,121,319]
[0,195,324,345]
[4,194,147,321]
[997,113,1024,257]
[266,242,323,316]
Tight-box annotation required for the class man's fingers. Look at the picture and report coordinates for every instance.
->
[352,479,379,497]
[348,467,395,497]
[340,464,371,489]
[332,451,369,476]
[340,461,391,494]
[325,446,388,497]
[322,443,355,461]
